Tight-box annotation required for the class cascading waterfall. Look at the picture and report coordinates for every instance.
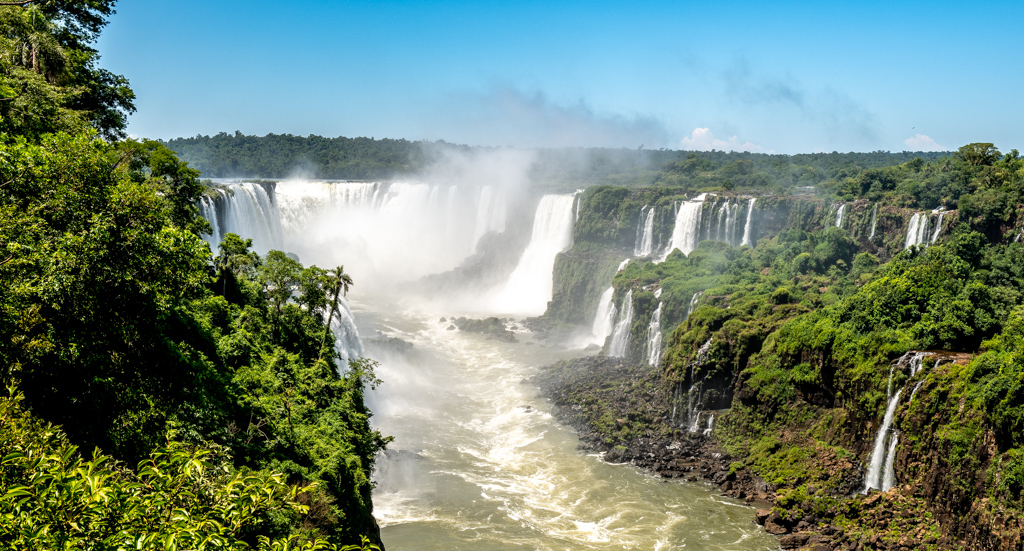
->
[203,182,285,253]
[835,203,846,228]
[686,337,714,433]
[634,206,657,257]
[491,194,577,315]
[864,386,904,492]
[661,194,707,260]
[930,209,946,243]
[207,180,512,287]
[869,204,879,239]
[864,351,929,492]
[904,213,931,249]
[646,301,663,366]
[199,182,364,362]
[590,287,617,346]
[740,198,756,247]
[607,290,634,357]
[687,291,703,318]
[198,195,221,251]
[703,414,714,436]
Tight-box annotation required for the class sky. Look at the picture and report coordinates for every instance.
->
[97,0,1023,154]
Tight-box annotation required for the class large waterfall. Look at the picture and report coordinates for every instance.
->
[490,193,577,315]
[740,197,756,247]
[634,206,657,257]
[607,290,634,357]
[661,194,706,259]
[200,182,284,253]
[904,213,931,249]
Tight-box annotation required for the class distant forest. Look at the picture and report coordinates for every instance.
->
[164,132,952,191]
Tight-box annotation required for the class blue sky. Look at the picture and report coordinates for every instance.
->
[97,0,1022,154]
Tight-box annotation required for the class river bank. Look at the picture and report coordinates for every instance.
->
[532,355,968,551]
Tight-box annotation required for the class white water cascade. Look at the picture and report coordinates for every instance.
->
[869,204,879,239]
[835,203,846,228]
[272,181,509,287]
[661,194,707,260]
[904,213,931,249]
[646,301,664,366]
[930,209,946,243]
[607,290,634,357]
[202,183,284,253]
[740,198,756,247]
[590,287,617,347]
[687,291,703,318]
[864,351,929,492]
[634,206,657,257]
[491,194,577,315]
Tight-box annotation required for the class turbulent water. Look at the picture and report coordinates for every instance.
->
[201,180,779,551]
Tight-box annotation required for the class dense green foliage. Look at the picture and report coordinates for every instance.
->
[164,131,951,193]
[0,3,386,548]
[575,144,1024,547]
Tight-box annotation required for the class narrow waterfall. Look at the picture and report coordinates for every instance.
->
[686,337,714,432]
[881,433,899,491]
[330,301,365,363]
[607,290,634,357]
[686,291,703,319]
[930,210,946,243]
[904,213,931,249]
[703,414,714,436]
[491,194,577,315]
[740,197,756,246]
[634,206,657,257]
[864,386,904,492]
[869,204,879,239]
[590,287,617,346]
[864,351,929,492]
[661,194,707,260]
[198,195,221,251]
[646,302,663,366]
[835,204,846,228]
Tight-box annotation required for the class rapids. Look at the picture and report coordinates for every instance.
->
[201,180,780,550]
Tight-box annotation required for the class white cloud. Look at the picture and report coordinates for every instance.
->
[903,134,949,152]
[681,127,764,152]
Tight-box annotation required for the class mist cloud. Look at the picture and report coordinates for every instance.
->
[722,59,878,146]
[903,134,948,152]
[428,85,671,149]
[680,127,764,152]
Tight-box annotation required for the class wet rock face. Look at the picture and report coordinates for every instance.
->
[452,316,518,342]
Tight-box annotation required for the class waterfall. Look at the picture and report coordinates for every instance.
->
[491,194,577,315]
[930,210,946,243]
[646,302,663,366]
[634,206,657,257]
[881,433,899,491]
[198,195,221,251]
[864,351,930,492]
[661,194,707,260]
[204,182,284,253]
[864,387,904,492]
[904,213,931,249]
[607,290,634,357]
[703,414,714,436]
[686,292,703,319]
[197,181,365,365]
[740,198,756,247]
[869,204,878,239]
[330,301,365,363]
[590,287,617,346]
[835,204,846,228]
